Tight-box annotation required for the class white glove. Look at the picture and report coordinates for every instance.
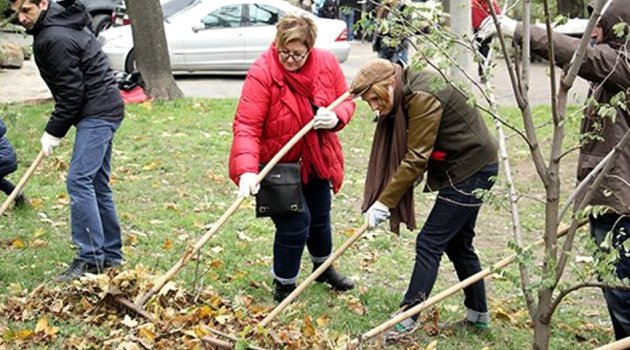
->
[365,200,390,230]
[477,15,517,42]
[313,108,339,130]
[41,132,61,156]
[237,172,260,197]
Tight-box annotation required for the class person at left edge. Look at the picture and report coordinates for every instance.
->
[10,0,125,282]
[229,14,356,303]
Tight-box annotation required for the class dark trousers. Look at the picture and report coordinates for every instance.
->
[476,35,492,78]
[591,214,630,340]
[270,178,333,285]
[402,163,498,317]
[0,159,17,196]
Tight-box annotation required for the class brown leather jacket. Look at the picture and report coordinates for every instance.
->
[378,68,498,208]
[514,0,630,215]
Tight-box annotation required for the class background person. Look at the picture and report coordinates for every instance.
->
[479,0,630,341]
[350,58,499,335]
[229,14,356,303]
[10,0,125,282]
[0,118,28,208]
[472,0,501,81]
[372,0,410,64]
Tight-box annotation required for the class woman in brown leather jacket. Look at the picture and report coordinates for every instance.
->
[350,58,499,335]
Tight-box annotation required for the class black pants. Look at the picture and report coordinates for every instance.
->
[402,163,498,322]
[0,160,17,196]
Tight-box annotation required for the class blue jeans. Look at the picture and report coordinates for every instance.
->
[590,214,630,340]
[340,9,355,41]
[402,163,498,322]
[270,178,333,284]
[67,117,122,266]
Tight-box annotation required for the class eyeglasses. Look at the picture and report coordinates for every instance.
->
[278,49,308,62]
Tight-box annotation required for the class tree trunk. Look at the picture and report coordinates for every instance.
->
[557,0,586,18]
[448,0,471,83]
[126,0,183,100]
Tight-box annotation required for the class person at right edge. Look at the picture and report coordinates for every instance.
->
[478,0,630,342]
[350,58,499,337]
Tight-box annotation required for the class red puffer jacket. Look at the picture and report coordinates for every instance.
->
[229,45,355,193]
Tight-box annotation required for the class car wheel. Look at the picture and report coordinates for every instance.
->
[91,14,112,37]
[125,50,136,73]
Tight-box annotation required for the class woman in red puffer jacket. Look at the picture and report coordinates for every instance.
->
[228,14,356,303]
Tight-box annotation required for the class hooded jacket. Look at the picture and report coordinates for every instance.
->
[514,0,630,215]
[30,1,124,138]
[0,119,18,176]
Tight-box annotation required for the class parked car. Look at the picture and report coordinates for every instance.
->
[79,0,122,36]
[111,0,194,27]
[99,0,350,74]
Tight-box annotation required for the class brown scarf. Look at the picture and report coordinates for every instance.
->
[361,65,417,234]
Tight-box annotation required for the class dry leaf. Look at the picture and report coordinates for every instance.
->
[35,317,48,333]
[162,238,173,250]
[143,160,161,171]
[303,315,316,338]
[30,198,44,210]
[122,315,138,328]
[425,340,438,350]
[10,238,26,249]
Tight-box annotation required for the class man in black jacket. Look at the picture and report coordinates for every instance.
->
[11,0,125,282]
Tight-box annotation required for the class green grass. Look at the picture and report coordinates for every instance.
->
[0,99,614,349]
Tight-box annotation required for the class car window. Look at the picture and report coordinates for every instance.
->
[247,4,283,27]
[163,0,197,18]
[201,5,242,29]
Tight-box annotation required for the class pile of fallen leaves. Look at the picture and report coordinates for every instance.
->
[0,265,376,349]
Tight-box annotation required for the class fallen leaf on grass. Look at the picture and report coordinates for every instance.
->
[10,238,26,249]
[30,198,44,210]
[30,239,47,248]
[142,160,161,171]
[122,315,139,328]
[162,238,173,250]
[303,315,316,338]
[425,340,438,350]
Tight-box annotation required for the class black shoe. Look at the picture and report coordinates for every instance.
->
[273,279,296,303]
[104,259,125,269]
[313,263,354,291]
[54,259,102,283]
[13,192,28,208]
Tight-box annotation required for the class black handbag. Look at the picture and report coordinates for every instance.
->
[255,163,305,217]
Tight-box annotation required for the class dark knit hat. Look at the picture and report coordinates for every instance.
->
[349,59,396,96]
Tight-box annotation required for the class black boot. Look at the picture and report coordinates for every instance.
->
[273,279,296,303]
[313,263,354,291]
[14,192,29,208]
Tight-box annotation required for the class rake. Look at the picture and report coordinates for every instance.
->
[340,219,588,349]
[119,92,352,315]
[255,222,369,329]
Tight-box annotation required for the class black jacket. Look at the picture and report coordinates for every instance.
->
[30,2,124,138]
[0,119,17,175]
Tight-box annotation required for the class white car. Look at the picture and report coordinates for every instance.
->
[100,0,351,74]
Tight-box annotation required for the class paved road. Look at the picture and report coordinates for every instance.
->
[1,41,588,107]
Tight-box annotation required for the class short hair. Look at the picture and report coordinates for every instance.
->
[9,0,43,7]
[275,14,317,50]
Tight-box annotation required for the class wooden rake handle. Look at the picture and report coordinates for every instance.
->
[133,91,352,308]
[342,219,588,349]
[0,150,45,216]
[258,222,369,329]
